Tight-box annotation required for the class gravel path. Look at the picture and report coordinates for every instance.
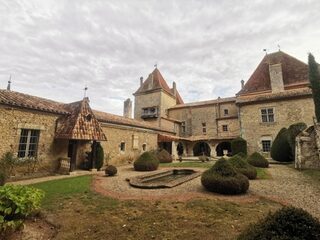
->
[250,164,320,219]
[93,164,320,219]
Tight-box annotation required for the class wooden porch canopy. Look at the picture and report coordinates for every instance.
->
[55,97,107,141]
[158,134,239,143]
[158,134,187,142]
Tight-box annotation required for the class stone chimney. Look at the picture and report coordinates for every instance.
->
[7,80,11,91]
[123,98,132,118]
[140,76,143,87]
[172,81,177,96]
[269,63,284,93]
[241,79,245,89]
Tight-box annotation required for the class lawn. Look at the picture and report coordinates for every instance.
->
[29,175,281,240]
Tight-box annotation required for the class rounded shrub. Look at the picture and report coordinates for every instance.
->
[247,152,269,168]
[105,165,117,176]
[231,137,247,156]
[238,207,320,240]
[228,154,257,180]
[271,128,293,162]
[134,151,159,171]
[201,158,249,195]
[156,149,173,163]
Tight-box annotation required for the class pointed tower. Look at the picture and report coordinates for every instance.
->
[133,68,183,126]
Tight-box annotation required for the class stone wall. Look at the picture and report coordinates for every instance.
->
[0,105,69,171]
[99,123,158,166]
[239,96,315,155]
[134,91,161,124]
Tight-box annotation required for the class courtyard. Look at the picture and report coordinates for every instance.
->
[6,162,320,240]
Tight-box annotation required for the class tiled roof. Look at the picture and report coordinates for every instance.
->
[236,88,312,105]
[93,110,175,133]
[168,96,236,110]
[55,98,107,141]
[134,68,184,104]
[238,51,309,95]
[0,90,69,114]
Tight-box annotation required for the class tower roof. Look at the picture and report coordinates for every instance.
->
[134,68,184,104]
[238,51,309,96]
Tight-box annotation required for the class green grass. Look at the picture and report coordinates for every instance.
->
[256,168,271,180]
[160,161,214,169]
[30,175,93,209]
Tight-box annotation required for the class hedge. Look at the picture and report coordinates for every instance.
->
[133,151,159,171]
[231,137,247,156]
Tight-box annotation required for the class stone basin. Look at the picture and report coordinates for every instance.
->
[129,169,201,189]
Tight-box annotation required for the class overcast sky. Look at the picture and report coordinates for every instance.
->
[0,0,319,115]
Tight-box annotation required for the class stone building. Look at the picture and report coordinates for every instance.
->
[0,50,316,174]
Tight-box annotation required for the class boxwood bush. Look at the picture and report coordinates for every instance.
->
[231,137,247,156]
[247,152,269,168]
[228,154,257,180]
[105,165,117,176]
[238,207,320,240]
[156,149,173,163]
[134,151,159,171]
[0,185,45,233]
[201,158,249,195]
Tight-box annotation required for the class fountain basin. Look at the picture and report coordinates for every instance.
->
[129,169,201,189]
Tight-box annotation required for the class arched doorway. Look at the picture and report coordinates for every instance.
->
[177,142,184,156]
[193,142,211,156]
[216,141,231,157]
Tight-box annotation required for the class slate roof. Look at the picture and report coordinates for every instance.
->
[55,98,107,141]
[134,68,184,104]
[168,96,236,110]
[238,51,309,96]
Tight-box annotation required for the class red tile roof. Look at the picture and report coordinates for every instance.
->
[0,90,68,114]
[238,51,309,95]
[55,98,107,141]
[134,68,184,104]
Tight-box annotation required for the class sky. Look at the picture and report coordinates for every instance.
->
[0,0,320,115]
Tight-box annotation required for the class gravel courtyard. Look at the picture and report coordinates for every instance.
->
[93,164,320,219]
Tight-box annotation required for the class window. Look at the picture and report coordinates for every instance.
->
[262,140,271,152]
[181,121,186,133]
[18,129,40,158]
[202,122,206,134]
[222,125,228,132]
[142,143,147,151]
[261,108,275,123]
[224,109,229,115]
[141,107,158,119]
[120,142,126,152]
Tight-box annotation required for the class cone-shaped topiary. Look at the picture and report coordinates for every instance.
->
[228,154,257,179]
[231,137,247,156]
[201,158,249,195]
[238,207,320,240]
[247,152,269,168]
[308,53,320,122]
[271,128,292,162]
[134,151,159,171]
[156,149,173,163]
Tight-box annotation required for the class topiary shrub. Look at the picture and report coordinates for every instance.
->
[271,128,292,162]
[105,165,117,176]
[199,155,210,162]
[231,137,247,156]
[201,158,249,195]
[156,149,173,163]
[134,151,159,171]
[0,185,45,234]
[228,154,257,180]
[95,143,104,170]
[238,206,320,240]
[247,152,269,168]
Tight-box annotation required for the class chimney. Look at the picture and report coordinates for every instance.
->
[123,98,132,118]
[241,79,245,89]
[269,63,284,93]
[172,81,177,96]
[7,80,11,91]
[140,76,143,87]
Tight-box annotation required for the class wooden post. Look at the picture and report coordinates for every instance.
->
[69,140,77,172]
[91,140,97,170]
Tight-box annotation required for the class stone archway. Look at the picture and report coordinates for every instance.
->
[193,142,211,156]
[216,141,232,157]
[177,142,184,156]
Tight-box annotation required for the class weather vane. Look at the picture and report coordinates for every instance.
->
[83,85,88,98]
[277,44,281,51]
[154,63,157,68]
[7,74,12,91]
[263,49,268,55]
